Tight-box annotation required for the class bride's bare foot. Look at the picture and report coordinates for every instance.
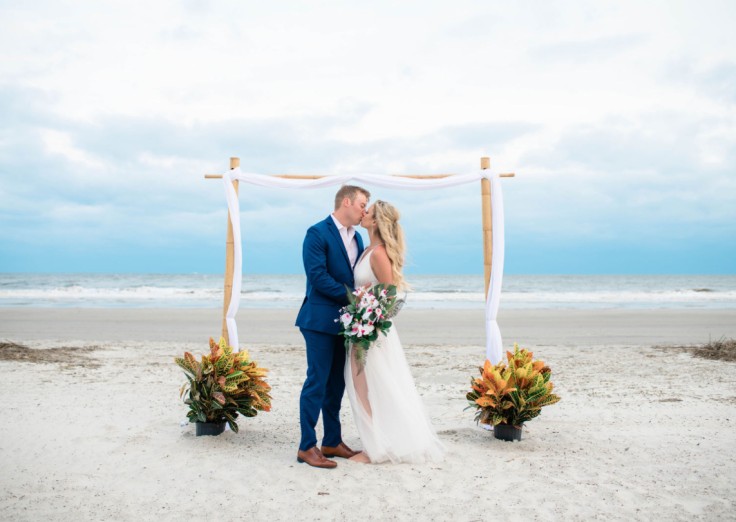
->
[348,452,371,464]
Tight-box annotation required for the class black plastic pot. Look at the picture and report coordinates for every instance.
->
[195,421,226,436]
[494,424,523,441]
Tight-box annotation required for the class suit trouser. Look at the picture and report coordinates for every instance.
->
[299,328,346,451]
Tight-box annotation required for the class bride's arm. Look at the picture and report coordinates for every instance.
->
[369,246,394,286]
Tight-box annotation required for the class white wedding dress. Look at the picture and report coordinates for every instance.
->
[344,250,445,464]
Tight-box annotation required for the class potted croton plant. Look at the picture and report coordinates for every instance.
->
[466,344,560,441]
[175,337,272,436]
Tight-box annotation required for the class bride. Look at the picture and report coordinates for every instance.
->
[345,200,445,464]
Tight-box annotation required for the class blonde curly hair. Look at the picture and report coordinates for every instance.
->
[372,200,408,291]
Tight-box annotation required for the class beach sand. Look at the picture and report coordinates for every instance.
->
[1,307,735,521]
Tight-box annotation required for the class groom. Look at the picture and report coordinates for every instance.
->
[295,185,370,469]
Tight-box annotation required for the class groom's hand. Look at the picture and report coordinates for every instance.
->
[354,284,371,300]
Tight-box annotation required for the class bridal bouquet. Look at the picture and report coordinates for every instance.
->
[337,283,402,368]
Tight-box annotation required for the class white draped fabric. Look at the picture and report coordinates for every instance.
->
[221,167,507,364]
[486,176,505,364]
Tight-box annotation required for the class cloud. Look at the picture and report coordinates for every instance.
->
[0,81,534,274]
[530,34,648,63]
[666,59,736,105]
[1,1,735,274]
[41,129,105,169]
[512,111,736,252]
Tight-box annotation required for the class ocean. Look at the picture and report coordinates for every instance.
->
[1,273,735,310]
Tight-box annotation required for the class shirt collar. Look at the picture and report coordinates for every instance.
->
[330,214,354,236]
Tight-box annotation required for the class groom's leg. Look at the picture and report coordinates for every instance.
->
[321,334,346,448]
[299,328,335,452]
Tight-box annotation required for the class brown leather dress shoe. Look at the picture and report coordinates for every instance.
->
[297,447,337,469]
[321,442,360,459]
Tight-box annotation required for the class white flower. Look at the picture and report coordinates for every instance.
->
[362,324,375,336]
[340,312,353,326]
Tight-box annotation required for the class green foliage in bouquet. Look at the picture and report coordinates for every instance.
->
[466,344,560,428]
[175,337,272,433]
[338,283,401,366]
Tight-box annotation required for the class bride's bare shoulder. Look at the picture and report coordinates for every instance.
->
[369,245,393,284]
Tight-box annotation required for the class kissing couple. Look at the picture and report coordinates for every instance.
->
[295,185,445,468]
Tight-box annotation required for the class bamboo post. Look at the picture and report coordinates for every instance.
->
[222,157,240,344]
[480,157,492,299]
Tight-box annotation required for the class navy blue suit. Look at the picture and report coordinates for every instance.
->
[295,216,364,451]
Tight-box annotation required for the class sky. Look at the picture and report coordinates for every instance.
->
[1,0,735,275]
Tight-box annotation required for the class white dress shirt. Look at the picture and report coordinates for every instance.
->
[330,214,358,267]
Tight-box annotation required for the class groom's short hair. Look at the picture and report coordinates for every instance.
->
[334,185,370,210]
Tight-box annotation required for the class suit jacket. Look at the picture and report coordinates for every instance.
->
[295,216,365,334]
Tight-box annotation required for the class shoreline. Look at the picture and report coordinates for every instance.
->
[2,307,735,346]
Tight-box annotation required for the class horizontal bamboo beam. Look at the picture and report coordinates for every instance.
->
[205,173,455,179]
[205,172,515,179]
[270,175,323,180]
[391,174,454,179]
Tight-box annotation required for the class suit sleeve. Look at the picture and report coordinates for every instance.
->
[303,227,350,303]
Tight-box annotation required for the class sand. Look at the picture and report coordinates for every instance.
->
[1,307,735,521]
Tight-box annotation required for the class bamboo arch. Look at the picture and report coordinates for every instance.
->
[205,156,514,362]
